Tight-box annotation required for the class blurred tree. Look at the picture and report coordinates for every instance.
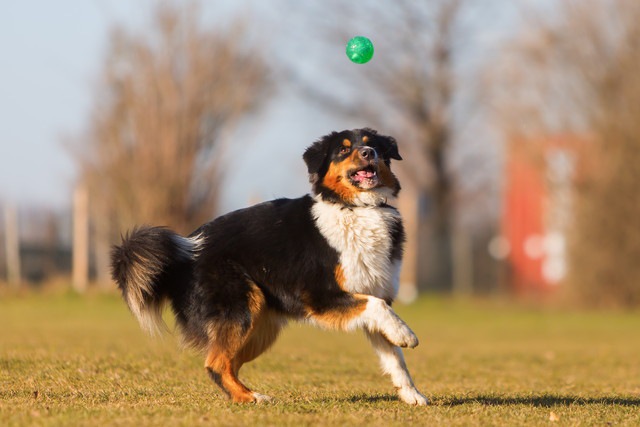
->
[76,2,271,239]
[286,0,469,292]
[489,0,640,307]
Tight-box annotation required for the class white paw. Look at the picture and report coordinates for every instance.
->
[387,322,419,348]
[398,387,428,406]
[365,298,419,348]
[252,392,273,403]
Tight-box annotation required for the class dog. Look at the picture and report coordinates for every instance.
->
[111,128,427,405]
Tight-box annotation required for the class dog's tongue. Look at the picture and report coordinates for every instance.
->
[354,170,375,181]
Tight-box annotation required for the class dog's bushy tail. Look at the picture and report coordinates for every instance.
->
[111,226,197,335]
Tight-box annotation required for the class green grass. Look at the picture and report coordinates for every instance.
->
[1,292,639,426]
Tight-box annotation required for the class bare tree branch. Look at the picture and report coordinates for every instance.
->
[74,2,271,237]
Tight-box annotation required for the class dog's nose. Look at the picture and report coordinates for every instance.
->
[358,146,377,161]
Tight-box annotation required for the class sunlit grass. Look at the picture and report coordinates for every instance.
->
[1,291,639,426]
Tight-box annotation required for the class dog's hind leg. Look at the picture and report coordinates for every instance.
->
[234,310,285,373]
[206,349,258,403]
[204,281,274,403]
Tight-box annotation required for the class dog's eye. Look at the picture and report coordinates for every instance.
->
[339,146,351,155]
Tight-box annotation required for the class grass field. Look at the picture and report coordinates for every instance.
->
[1,292,639,426]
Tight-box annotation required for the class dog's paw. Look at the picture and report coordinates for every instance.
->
[398,387,428,406]
[387,323,419,348]
[400,327,419,348]
[252,392,273,403]
[232,392,273,404]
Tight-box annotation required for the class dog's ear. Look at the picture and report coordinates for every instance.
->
[303,134,334,184]
[362,128,402,161]
[378,134,402,161]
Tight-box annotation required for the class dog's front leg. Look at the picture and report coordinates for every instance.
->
[365,330,428,406]
[352,295,419,348]
[305,294,426,405]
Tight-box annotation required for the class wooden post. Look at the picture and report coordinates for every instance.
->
[72,184,89,293]
[452,227,474,295]
[4,205,21,287]
[93,210,111,289]
[396,185,419,303]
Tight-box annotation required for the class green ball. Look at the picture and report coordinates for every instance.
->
[346,36,374,64]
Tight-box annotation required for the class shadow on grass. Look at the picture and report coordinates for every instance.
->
[441,395,640,407]
[344,393,398,404]
[340,393,640,407]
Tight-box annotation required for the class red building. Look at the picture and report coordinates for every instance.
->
[501,135,583,294]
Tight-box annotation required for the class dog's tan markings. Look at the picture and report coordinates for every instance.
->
[247,281,265,318]
[306,294,368,330]
[235,282,283,369]
[323,156,360,202]
[362,136,369,143]
[235,312,283,369]
[206,350,256,403]
[377,161,399,192]
[204,281,277,403]
[334,264,347,291]
[343,138,352,147]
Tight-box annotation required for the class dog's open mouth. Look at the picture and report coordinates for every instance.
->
[349,166,379,189]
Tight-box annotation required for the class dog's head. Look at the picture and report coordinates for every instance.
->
[303,128,402,206]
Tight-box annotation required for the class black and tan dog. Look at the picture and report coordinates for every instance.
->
[111,128,427,405]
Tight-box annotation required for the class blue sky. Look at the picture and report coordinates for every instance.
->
[0,1,147,208]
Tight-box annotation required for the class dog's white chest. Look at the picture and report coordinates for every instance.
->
[311,198,401,300]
